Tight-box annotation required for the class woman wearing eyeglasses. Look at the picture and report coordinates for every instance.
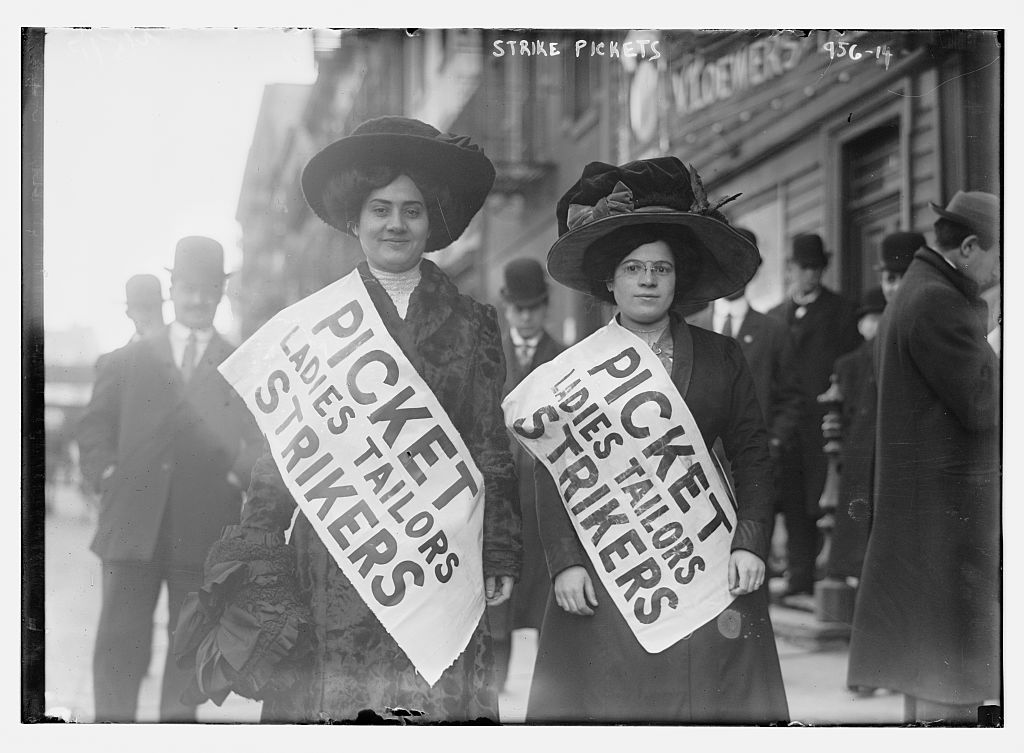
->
[522,157,789,724]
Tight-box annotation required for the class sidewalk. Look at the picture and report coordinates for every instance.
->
[42,481,901,725]
[43,482,260,723]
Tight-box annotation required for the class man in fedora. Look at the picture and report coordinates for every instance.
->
[849,192,1001,722]
[767,234,861,598]
[492,257,564,688]
[77,236,263,722]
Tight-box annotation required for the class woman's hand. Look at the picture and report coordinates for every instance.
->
[553,566,599,616]
[485,575,515,606]
[728,550,765,596]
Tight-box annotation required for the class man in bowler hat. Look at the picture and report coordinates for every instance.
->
[492,257,564,687]
[77,237,263,721]
[767,234,861,597]
[849,192,1001,721]
[876,231,924,303]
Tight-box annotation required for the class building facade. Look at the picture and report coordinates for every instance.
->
[620,29,1001,310]
[235,29,1001,340]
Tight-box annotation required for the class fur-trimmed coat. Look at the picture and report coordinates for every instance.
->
[240,260,522,722]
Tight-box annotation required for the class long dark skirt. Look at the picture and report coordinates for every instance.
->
[526,561,789,724]
[511,456,549,631]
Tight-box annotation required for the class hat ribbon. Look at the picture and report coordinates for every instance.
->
[436,132,482,153]
[567,181,635,230]
[566,171,743,232]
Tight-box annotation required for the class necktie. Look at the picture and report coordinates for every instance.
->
[516,343,533,368]
[181,330,198,382]
[721,313,734,339]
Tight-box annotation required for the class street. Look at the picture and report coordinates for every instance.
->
[42,482,901,725]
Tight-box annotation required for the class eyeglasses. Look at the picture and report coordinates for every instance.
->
[616,261,675,278]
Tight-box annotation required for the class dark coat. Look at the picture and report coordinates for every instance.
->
[825,339,876,579]
[240,260,522,722]
[76,327,263,567]
[501,329,564,630]
[848,248,1000,705]
[526,316,788,723]
[767,287,861,513]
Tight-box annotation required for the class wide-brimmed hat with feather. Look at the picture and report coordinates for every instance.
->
[546,157,759,306]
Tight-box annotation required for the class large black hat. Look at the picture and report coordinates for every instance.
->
[546,157,759,306]
[876,231,924,273]
[789,234,829,269]
[733,226,764,267]
[301,116,496,252]
[501,257,549,307]
[167,236,226,283]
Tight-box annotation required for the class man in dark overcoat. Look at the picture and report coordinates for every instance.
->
[825,232,922,583]
[767,234,861,596]
[848,192,1001,722]
[490,257,563,688]
[76,237,263,721]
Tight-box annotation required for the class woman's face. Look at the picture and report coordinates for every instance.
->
[607,240,677,327]
[354,174,430,273]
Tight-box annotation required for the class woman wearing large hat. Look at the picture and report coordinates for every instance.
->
[191,117,521,722]
[524,157,788,723]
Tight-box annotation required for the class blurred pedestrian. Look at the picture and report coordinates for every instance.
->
[686,227,803,479]
[876,231,923,304]
[767,234,860,597]
[822,286,886,586]
[124,273,165,342]
[824,232,921,586]
[525,157,788,723]
[848,191,1001,723]
[88,274,165,390]
[491,257,564,688]
[76,236,263,722]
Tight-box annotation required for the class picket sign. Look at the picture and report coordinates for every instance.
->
[219,270,485,685]
[502,317,737,652]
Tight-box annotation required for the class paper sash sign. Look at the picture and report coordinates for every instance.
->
[502,318,737,653]
[219,270,485,685]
